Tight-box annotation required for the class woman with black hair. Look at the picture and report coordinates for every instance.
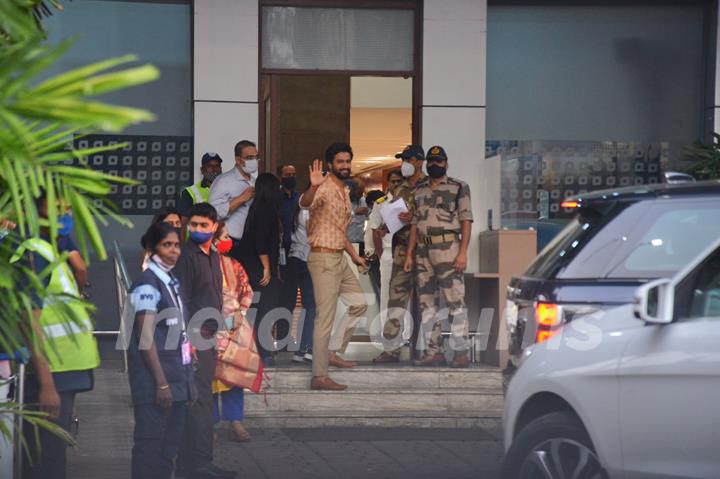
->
[128,222,194,479]
[151,206,182,229]
[235,172,282,365]
[141,207,183,271]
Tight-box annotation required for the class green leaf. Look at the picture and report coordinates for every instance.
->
[0,1,38,43]
[43,64,161,98]
[0,0,159,443]
[29,54,140,96]
[4,38,73,99]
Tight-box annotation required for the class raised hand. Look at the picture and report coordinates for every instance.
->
[309,159,327,187]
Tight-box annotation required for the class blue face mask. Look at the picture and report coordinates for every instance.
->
[58,214,74,236]
[189,230,213,245]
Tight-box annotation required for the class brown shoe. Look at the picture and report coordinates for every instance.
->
[231,420,252,442]
[372,352,400,364]
[450,353,470,369]
[413,353,447,367]
[310,376,348,391]
[329,352,357,369]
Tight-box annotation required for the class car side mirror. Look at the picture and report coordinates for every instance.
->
[634,278,674,324]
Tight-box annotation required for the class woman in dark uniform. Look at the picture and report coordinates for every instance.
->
[127,222,195,479]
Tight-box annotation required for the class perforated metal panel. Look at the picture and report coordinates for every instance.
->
[71,135,193,215]
[486,140,667,220]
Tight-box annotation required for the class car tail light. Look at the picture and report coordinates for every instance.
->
[535,302,563,344]
[560,200,579,209]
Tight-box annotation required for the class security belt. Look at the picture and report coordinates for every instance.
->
[420,232,459,246]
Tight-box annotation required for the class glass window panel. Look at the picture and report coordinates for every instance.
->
[262,7,414,71]
[487,4,708,244]
[487,5,705,153]
[43,0,192,137]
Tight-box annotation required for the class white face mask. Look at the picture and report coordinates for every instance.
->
[243,159,259,174]
[400,161,415,178]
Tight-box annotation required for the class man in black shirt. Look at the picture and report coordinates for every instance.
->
[174,203,235,479]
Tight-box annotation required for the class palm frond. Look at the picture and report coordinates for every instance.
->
[0,0,155,449]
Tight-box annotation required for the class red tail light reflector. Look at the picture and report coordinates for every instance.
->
[535,330,557,344]
[535,302,562,344]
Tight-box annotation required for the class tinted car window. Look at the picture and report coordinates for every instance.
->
[561,198,720,279]
[524,201,642,279]
[524,197,720,280]
[674,245,720,320]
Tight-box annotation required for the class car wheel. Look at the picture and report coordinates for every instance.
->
[502,411,608,479]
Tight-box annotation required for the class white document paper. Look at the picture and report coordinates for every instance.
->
[380,198,409,235]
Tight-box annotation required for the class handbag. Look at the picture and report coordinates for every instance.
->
[214,255,268,393]
[215,317,265,393]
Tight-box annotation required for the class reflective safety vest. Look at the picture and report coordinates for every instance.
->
[184,181,210,205]
[13,238,100,372]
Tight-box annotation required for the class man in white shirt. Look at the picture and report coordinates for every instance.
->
[209,140,258,250]
[366,171,404,347]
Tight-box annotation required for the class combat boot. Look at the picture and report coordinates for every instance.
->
[450,352,470,369]
[413,352,446,367]
[372,352,400,364]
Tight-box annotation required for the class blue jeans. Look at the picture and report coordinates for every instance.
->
[288,256,316,351]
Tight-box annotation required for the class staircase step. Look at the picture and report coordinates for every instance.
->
[243,411,503,429]
[244,387,504,413]
[263,365,503,390]
[241,364,505,428]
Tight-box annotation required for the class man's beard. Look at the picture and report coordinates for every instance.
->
[332,167,351,179]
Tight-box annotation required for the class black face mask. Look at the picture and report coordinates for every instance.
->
[427,164,446,179]
[281,177,297,191]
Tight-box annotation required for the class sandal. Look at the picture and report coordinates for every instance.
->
[231,421,252,442]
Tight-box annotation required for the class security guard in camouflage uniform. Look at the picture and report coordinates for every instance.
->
[373,145,427,363]
[404,145,473,368]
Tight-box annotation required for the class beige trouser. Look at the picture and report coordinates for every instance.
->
[307,251,368,377]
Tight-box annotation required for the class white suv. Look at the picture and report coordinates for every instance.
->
[502,237,720,479]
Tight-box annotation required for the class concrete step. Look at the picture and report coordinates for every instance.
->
[242,363,504,428]
[262,364,504,391]
[243,411,503,430]
[245,388,504,414]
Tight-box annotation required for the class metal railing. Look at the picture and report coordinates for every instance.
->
[0,352,28,479]
[89,240,133,371]
[111,240,131,372]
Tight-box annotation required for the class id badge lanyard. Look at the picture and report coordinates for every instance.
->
[166,275,192,366]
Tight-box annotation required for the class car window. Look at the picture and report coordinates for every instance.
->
[557,198,720,279]
[601,200,720,279]
[524,202,638,279]
[674,247,720,321]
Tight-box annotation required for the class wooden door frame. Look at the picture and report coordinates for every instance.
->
[257,0,423,174]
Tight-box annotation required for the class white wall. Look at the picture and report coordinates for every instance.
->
[351,77,413,108]
[422,0,488,274]
[194,102,259,172]
[193,0,259,179]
